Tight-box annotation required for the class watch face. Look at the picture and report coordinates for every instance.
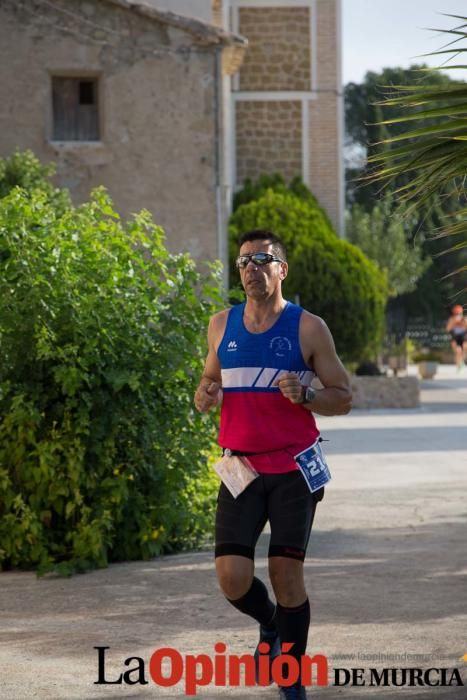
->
[305,386,316,402]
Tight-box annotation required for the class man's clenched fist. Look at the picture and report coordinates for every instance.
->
[274,372,304,404]
[194,380,222,412]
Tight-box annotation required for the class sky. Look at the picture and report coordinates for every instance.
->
[342,0,467,84]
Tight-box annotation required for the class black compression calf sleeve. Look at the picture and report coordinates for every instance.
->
[275,598,310,662]
[227,577,276,628]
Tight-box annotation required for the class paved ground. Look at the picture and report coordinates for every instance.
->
[1,365,466,700]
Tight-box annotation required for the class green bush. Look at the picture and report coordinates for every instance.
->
[412,351,443,363]
[285,238,388,362]
[233,174,328,217]
[0,149,70,213]
[0,186,223,575]
[229,189,388,362]
[229,188,337,280]
[346,198,431,297]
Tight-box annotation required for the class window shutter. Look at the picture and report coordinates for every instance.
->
[52,77,99,141]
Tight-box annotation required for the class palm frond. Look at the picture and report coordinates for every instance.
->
[364,15,467,284]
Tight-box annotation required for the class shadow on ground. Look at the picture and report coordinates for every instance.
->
[2,517,466,661]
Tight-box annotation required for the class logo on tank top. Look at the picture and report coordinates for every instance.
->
[227,340,238,351]
[270,336,292,357]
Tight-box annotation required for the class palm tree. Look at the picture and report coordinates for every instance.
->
[366,14,467,296]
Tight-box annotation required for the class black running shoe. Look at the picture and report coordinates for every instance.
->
[278,683,307,699]
[254,624,281,684]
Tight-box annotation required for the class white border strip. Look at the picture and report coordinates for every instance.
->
[231,0,313,7]
[335,0,345,237]
[221,367,314,389]
[231,95,237,194]
[302,99,309,185]
[310,0,317,91]
[232,2,240,92]
[233,91,316,100]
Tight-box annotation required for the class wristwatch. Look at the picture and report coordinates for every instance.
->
[300,385,317,404]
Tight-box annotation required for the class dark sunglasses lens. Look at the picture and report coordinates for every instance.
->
[236,253,277,268]
[252,254,271,265]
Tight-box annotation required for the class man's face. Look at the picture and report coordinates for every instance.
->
[237,240,288,299]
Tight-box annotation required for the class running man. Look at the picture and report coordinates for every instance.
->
[446,305,466,371]
[194,230,352,699]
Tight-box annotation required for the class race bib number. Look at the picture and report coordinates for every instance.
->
[294,439,331,493]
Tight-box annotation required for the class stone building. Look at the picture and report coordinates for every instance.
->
[0,0,343,274]
[227,0,344,235]
[0,0,246,271]
[148,0,344,235]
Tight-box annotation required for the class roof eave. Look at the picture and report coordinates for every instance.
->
[102,0,248,49]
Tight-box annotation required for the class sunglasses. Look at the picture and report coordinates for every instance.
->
[235,253,284,269]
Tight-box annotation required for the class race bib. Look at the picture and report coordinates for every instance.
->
[294,439,331,493]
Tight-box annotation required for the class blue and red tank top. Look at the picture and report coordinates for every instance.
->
[217,301,320,474]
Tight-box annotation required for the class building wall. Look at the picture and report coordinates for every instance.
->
[230,0,343,235]
[238,7,311,92]
[0,0,222,259]
[235,101,302,184]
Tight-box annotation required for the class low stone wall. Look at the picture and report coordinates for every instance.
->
[350,375,420,409]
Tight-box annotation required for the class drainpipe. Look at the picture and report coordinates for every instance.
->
[213,48,229,290]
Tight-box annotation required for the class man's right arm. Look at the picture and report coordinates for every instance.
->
[194,311,227,413]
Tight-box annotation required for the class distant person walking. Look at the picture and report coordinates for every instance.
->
[446,305,466,371]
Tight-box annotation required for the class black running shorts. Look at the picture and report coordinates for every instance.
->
[215,470,324,562]
[453,333,466,347]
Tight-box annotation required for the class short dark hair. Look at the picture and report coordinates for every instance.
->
[237,229,287,261]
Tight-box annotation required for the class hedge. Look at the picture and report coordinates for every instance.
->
[0,185,222,575]
[229,188,388,362]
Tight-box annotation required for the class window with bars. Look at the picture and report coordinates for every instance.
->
[52,77,100,141]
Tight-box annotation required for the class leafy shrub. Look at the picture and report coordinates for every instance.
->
[233,174,328,218]
[229,189,388,363]
[0,187,223,575]
[229,188,337,281]
[412,351,443,363]
[0,149,70,213]
[285,238,388,362]
[346,197,431,297]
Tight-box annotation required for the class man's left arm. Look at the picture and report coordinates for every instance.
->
[276,315,352,416]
